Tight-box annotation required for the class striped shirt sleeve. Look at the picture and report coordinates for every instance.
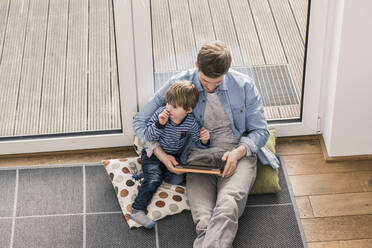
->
[189,118,209,149]
[144,107,165,142]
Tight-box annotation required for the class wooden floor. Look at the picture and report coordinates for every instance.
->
[1,138,372,247]
[278,139,372,248]
[0,0,121,137]
[152,0,308,120]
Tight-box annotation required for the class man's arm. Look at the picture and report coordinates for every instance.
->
[133,80,174,144]
[239,82,269,156]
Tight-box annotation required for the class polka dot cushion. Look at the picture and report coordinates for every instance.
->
[103,157,190,228]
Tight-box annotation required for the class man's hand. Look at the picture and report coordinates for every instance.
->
[158,109,170,125]
[153,146,184,174]
[200,127,210,144]
[220,145,247,178]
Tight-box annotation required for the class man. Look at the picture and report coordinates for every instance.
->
[133,41,278,248]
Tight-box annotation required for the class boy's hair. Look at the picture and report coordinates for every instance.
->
[165,80,199,110]
[197,41,232,78]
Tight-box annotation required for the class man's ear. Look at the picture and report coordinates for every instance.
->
[195,61,198,68]
[186,108,192,113]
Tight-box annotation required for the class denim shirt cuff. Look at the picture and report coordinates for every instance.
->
[143,141,160,157]
[239,136,258,155]
[239,143,252,157]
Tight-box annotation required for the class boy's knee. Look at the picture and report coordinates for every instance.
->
[165,174,185,185]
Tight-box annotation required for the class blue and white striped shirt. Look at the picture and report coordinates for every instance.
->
[145,106,207,155]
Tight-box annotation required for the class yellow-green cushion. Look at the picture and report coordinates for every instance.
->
[249,129,281,195]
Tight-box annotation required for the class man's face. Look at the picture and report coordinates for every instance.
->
[198,71,224,93]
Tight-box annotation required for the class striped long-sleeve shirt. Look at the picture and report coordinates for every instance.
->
[144,106,207,155]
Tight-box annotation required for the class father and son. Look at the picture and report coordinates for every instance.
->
[131,41,279,248]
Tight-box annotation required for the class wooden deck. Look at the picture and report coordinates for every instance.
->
[0,0,309,138]
[0,0,121,137]
[151,0,308,120]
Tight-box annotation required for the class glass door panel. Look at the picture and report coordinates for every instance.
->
[0,0,136,154]
[150,0,310,122]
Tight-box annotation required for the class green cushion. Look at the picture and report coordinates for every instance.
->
[249,129,281,195]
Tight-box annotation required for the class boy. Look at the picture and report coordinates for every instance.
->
[130,80,210,228]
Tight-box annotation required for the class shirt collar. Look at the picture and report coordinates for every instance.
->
[194,69,228,93]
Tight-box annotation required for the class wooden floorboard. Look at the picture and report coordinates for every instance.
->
[39,0,68,134]
[88,0,111,131]
[109,0,121,129]
[0,0,30,136]
[289,0,308,43]
[302,215,372,242]
[209,0,243,67]
[284,153,372,176]
[151,0,177,72]
[64,0,88,133]
[269,0,305,96]
[13,0,48,136]
[308,239,372,248]
[229,0,264,65]
[168,0,196,71]
[0,0,10,62]
[188,0,216,50]
[248,0,286,65]
[310,192,372,217]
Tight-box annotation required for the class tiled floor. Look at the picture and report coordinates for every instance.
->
[0,160,305,248]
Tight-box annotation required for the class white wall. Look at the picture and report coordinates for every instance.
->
[321,0,372,156]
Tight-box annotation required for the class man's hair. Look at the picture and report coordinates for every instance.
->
[165,80,199,110]
[197,41,232,78]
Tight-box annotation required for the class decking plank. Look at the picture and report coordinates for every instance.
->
[168,0,196,71]
[248,0,286,65]
[14,0,49,136]
[188,0,216,49]
[229,0,265,65]
[0,0,30,136]
[208,0,243,67]
[109,0,121,129]
[269,0,305,97]
[64,0,88,132]
[151,0,177,72]
[39,0,69,134]
[0,0,10,61]
[289,0,308,43]
[88,0,111,131]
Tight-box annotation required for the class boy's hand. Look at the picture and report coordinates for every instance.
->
[158,109,170,125]
[200,127,210,144]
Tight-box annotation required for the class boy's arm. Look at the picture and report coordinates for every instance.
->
[144,109,165,142]
[190,121,209,149]
[133,78,177,145]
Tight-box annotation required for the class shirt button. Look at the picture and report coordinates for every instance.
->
[202,100,205,103]
[200,115,202,118]
[240,109,243,112]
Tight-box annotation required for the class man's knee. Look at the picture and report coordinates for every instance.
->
[214,195,239,219]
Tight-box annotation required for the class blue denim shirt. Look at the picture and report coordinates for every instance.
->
[133,68,280,169]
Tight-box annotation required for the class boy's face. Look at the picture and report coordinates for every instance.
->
[166,103,192,125]
[198,71,224,93]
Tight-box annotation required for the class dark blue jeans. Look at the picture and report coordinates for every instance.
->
[132,149,185,211]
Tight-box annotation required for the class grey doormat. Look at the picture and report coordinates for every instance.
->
[0,157,306,248]
[155,65,300,107]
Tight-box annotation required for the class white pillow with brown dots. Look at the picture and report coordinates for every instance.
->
[103,157,190,228]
